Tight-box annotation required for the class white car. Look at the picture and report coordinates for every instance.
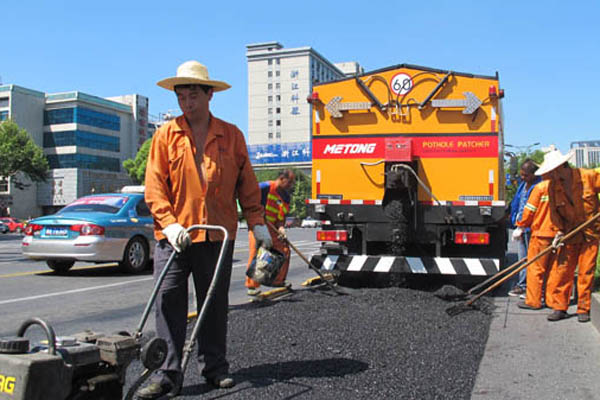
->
[301,217,321,228]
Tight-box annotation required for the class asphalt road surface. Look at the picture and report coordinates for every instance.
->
[0,227,321,340]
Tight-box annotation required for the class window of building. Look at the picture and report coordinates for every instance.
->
[44,130,120,152]
[0,97,8,108]
[276,58,280,65]
[268,120,273,127]
[268,95,273,103]
[0,177,8,193]
[267,83,272,90]
[46,153,121,172]
[276,131,281,139]
[44,107,120,131]
[268,132,273,139]
[275,83,280,90]
[275,71,280,77]
[276,95,281,102]
[268,59,272,65]
[268,108,273,115]
[0,111,8,121]
[268,71,272,78]
[276,107,280,114]
[276,120,281,126]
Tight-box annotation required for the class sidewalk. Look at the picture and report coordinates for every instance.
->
[472,292,600,400]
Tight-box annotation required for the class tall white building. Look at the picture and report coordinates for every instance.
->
[0,84,150,218]
[246,42,359,175]
[571,140,600,168]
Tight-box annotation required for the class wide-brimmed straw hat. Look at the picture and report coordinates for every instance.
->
[157,60,231,92]
[535,149,575,176]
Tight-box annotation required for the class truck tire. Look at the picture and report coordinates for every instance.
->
[119,236,149,274]
[46,260,74,273]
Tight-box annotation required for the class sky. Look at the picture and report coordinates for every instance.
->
[2,1,599,154]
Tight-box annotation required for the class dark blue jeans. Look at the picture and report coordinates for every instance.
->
[516,230,531,289]
[153,239,234,381]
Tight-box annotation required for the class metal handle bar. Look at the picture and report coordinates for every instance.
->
[134,225,229,340]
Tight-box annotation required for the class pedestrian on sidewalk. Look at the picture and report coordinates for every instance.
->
[140,60,272,399]
[516,179,559,311]
[246,169,296,296]
[534,149,600,323]
[509,159,541,298]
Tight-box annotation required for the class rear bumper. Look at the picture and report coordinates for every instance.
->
[22,236,127,262]
[311,254,500,276]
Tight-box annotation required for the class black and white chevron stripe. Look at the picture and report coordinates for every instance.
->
[311,255,500,276]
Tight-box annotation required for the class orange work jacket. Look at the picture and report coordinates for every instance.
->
[548,168,600,242]
[517,180,561,238]
[145,114,264,242]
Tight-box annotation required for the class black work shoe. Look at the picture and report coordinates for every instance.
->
[517,300,541,310]
[208,374,235,389]
[547,310,568,321]
[578,313,590,323]
[136,381,179,399]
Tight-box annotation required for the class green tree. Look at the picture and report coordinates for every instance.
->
[123,138,151,184]
[0,120,48,189]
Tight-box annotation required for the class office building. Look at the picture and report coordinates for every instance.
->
[246,42,360,176]
[0,84,149,218]
[571,140,600,168]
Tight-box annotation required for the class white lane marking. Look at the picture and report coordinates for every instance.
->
[0,277,153,305]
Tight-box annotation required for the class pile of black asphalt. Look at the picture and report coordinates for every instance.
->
[126,285,493,399]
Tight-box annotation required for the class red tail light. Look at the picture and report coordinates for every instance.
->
[455,232,489,245]
[70,224,105,236]
[25,224,43,236]
[317,230,348,242]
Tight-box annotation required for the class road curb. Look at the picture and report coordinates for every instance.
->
[591,292,600,333]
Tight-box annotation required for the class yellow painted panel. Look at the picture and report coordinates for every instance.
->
[313,66,500,135]
[314,157,501,201]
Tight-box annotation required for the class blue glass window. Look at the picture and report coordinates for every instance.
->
[0,111,8,121]
[44,130,120,152]
[46,154,121,172]
[44,107,120,131]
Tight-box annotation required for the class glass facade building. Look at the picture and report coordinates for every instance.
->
[0,84,149,218]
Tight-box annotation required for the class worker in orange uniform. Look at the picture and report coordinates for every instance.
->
[533,149,600,322]
[246,169,296,296]
[516,179,560,310]
[140,61,272,399]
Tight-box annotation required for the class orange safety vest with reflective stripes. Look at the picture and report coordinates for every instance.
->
[264,181,290,228]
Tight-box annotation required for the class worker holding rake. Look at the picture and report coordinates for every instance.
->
[520,149,600,323]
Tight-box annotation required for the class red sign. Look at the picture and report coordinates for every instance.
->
[313,135,498,159]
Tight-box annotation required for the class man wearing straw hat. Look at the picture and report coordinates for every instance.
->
[141,60,273,398]
[530,149,600,323]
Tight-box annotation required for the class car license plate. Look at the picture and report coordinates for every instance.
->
[46,227,68,236]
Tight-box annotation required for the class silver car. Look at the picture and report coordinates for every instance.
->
[22,190,155,274]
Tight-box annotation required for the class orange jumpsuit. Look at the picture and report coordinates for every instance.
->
[545,168,600,314]
[145,115,265,241]
[246,181,291,288]
[517,181,561,309]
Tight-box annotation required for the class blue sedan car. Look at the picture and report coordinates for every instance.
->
[22,188,155,274]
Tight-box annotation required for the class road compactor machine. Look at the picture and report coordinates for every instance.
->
[307,64,507,281]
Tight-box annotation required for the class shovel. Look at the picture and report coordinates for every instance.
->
[266,221,349,295]
[446,211,600,316]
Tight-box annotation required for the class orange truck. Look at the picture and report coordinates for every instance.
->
[306,64,507,279]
